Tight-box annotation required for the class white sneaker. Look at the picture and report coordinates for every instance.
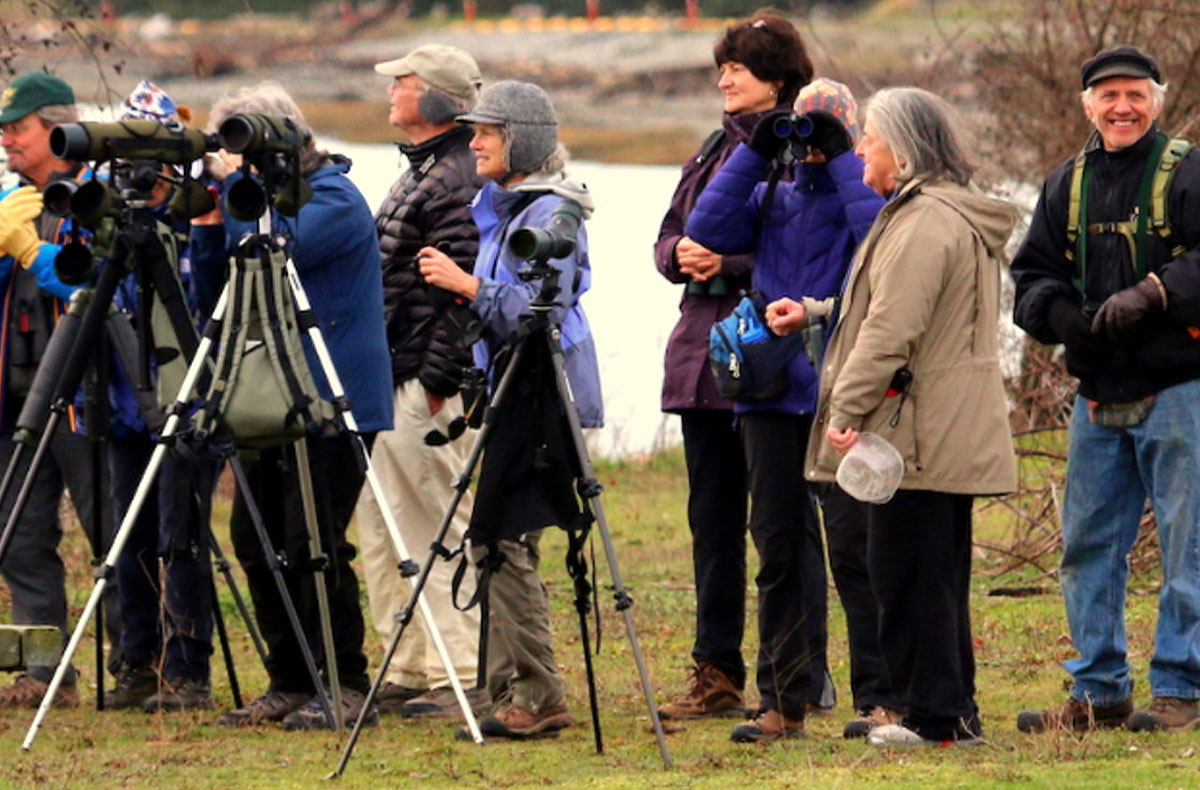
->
[867,723,926,747]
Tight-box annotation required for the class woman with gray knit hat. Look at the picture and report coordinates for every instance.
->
[419,79,600,739]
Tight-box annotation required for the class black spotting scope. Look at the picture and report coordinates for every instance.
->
[50,120,218,164]
[508,199,585,261]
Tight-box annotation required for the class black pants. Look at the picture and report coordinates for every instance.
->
[741,412,827,720]
[230,433,374,695]
[869,489,979,740]
[680,410,748,687]
[823,484,891,712]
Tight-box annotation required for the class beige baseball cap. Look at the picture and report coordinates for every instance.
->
[375,44,482,103]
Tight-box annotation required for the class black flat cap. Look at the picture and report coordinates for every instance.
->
[1081,45,1161,89]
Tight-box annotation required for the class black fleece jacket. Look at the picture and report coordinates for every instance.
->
[1012,127,1200,403]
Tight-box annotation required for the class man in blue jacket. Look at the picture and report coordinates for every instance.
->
[0,71,120,709]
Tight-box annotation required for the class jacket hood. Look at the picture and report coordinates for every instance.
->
[913,178,1018,259]
[511,170,595,218]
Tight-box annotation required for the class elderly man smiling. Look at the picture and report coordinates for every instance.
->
[1012,45,1200,734]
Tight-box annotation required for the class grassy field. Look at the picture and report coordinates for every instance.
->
[0,446,1194,789]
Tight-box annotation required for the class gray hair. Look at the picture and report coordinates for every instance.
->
[864,87,975,186]
[35,103,79,128]
[208,81,328,173]
[1079,78,1168,113]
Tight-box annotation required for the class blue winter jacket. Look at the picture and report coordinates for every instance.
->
[470,179,603,428]
[686,145,884,415]
[205,156,393,433]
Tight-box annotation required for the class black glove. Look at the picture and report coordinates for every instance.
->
[804,109,853,161]
[747,111,790,160]
[1047,297,1110,377]
[1090,276,1165,342]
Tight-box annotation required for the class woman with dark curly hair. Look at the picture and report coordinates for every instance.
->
[654,12,826,729]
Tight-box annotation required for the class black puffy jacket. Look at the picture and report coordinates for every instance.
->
[1012,128,1200,403]
[377,125,486,395]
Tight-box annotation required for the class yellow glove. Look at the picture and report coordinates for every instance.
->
[0,186,46,269]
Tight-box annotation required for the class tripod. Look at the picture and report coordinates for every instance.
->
[14,206,331,746]
[333,261,671,777]
[0,211,259,710]
[22,208,483,747]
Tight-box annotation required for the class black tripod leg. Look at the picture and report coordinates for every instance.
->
[209,536,268,667]
[210,576,243,709]
[0,412,63,566]
[571,571,603,754]
[91,440,106,711]
[544,328,671,767]
[226,453,336,728]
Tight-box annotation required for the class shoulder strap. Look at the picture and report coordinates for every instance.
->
[1066,149,1089,291]
[695,128,726,166]
[1150,136,1193,257]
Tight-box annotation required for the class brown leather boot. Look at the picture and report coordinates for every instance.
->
[1016,696,1132,733]
[1127,697,1200,732]
[658,663,745,720]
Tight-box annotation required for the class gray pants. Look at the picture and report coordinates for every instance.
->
[0,423,120,683]
[483,530,564,712]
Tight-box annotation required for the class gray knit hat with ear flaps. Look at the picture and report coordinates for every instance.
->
[457,80,558,175]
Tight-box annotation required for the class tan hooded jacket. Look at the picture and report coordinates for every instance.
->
[804,176,1019,495]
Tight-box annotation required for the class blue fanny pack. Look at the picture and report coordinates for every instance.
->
[709,291,807,402]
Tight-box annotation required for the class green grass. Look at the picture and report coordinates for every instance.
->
[0,447,1193,789]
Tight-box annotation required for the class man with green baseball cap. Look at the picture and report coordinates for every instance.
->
[0,72,77,190]
[0,70,121,711]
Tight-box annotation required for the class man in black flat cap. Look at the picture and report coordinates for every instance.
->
[1012,45,1200,734]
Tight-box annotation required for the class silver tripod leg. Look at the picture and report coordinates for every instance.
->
[281,260,483,742]
[21,287,230,751]
[544,327,672,767]
[293,437,344,729]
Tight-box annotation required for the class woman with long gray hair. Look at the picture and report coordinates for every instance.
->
[768,87,1018,746]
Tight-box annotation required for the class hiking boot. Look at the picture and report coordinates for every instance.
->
[477,701,573,739]
[376,681,428,715]
[657,663,745,720]
[217,688,311,727]
[109,664,158,710]
[0,673,78,709]
[843,705,904,739]
[1127,697,1200,733]
[281,687,379,731]
[400,685,491,719]
[730,709,806,743]
[1016,696,1132,733]
[141,677,215,713]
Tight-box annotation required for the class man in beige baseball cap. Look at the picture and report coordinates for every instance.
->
[374,44,482,122]
[355,43,490,721]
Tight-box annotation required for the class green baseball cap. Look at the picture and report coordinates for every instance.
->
[0,72,76,124]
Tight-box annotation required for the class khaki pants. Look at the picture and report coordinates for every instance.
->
[480,530,564,712]
[355,379,479,689]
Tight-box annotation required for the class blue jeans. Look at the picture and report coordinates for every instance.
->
[1061,380,1200,705]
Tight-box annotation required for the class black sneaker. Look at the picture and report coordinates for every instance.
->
[281,687,379,731]
[142,677,215,713]
[109,665,158,710]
